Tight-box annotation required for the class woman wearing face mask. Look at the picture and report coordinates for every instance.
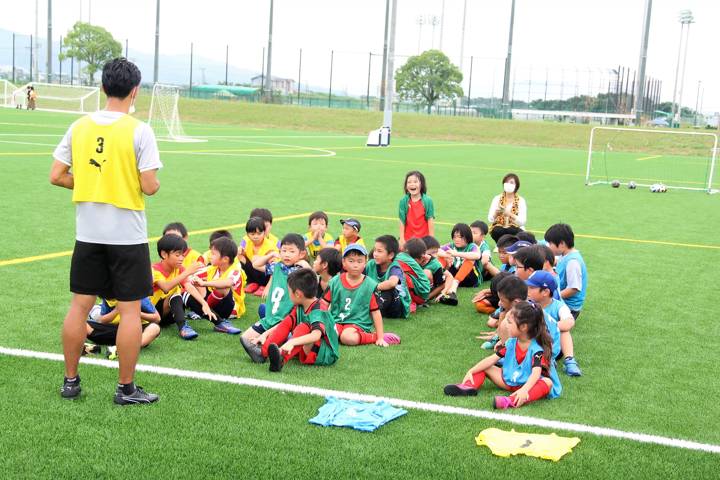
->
[487,173,527,243]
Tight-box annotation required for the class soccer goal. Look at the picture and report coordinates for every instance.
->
[1,79,18,108]
[586,127,718,194]
[6,82,100,113]
[148,83,205,143]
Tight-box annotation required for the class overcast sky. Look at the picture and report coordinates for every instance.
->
[2,0,718,112]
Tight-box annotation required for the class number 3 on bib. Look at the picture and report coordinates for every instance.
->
[270,288,285,315]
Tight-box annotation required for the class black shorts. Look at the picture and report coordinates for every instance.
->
[86,321,152,345]
[70,241,152,301]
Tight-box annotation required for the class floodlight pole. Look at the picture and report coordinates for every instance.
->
[153,0,160,83]
[671,10,693,128]
[189,42,193,96]
[265,0,274,101]
[501,0,516,119]
[379,0,390,111]
[633,0,652,125]
[225,45,229,85]
[382,0,398,129]
[459,0,467,71]
[59,36,63,84]
[47,0,52,83]
[676,17,692,126]
[439,0,445,51]
[12,33,15,84]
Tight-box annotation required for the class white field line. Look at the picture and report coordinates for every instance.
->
[193,135,364,139]
[0,133,63,137]
[0,139,58,147]
[2,346,718,455]
[184,150,336,158]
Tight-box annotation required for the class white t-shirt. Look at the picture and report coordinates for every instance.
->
[53,111,162,245]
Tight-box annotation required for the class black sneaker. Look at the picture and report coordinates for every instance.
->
[240,336,266,364]
[60,377,81,400]
[113,385,159,405]
[439,292,459,306]
[268,344,283,372]
[82,343,101,356]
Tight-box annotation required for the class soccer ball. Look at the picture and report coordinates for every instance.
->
[628,181,637,190]
[650,183,667,193]
[611,180,620,188]
[89,304,102,321]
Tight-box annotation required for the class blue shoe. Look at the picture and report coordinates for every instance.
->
[563,357,582,377]
[214,320,241,335]
[481,334,499,350]
[179,323,198,340]
[258,304,266,319]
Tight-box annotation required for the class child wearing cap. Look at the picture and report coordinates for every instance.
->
[398,170,435,247]
[526,270,581,376]
[366,235,411,318]
[544,223,587,320]
[335,218,365,253]
[323,243,400,347]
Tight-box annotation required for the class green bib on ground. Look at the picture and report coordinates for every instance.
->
[328,274,378,332]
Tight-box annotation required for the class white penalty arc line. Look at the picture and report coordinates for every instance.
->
[1,346,718,455]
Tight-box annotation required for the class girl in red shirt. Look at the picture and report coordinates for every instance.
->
[398,170,435,247]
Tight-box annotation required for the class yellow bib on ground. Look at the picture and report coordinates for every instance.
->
[71,114,144,210]
[475,428,580,462]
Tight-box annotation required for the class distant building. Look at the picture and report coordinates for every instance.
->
[250,75,296,95]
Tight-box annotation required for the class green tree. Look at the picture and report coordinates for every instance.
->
[395,50,463,114]
[60,22,122,85]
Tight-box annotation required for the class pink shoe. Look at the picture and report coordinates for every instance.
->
[383,332,401,345]
[443,383,478,396]
[410,302,417,313]
[493,395,515,410]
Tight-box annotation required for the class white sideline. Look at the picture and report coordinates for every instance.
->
[2,346,718,455]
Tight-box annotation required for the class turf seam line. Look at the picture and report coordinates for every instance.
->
[1,346,718,455]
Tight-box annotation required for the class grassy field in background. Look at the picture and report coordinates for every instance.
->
[0,106,719,477]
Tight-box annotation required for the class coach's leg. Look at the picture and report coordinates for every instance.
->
[116,300,142,384]
[63,293,96,379]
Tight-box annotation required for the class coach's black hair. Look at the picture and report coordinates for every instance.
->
[404,238,427,260]
[544,223,575,249]
[308,211,329,226]
[470,220,489,236]
[211,237,238,262]
[163,222,188,238]
[496,275,528,302]
[157,234,187,257]
[245,216,266,234]
[496,234,519,250]
[404,170,427,195]
[421,235,441,250]
[209,230,233,244]
[287,268,319,299]
[512,247,544,272]
[317,248,342,276]
[450,223,473,245]
[250,208,273,224]
[375,235,399,258]
[280,233,305,253]
[101,58,141,99]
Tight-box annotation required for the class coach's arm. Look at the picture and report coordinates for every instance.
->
[49,160,74,189]
[140,169,160,196]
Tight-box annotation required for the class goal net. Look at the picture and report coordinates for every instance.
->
[586,127,718,194]
[148,83,205,143]
[7,82,100,113]
[1,79,18,107]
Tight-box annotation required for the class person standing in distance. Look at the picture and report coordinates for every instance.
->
[49,58,162,405]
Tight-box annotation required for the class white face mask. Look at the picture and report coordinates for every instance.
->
[503,182,516,194]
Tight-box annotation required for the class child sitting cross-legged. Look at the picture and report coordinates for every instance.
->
[163,222,205,269]
[304,211,335,262]
[419,235,455,303]
[323,243,400,347]
[256,268,340,372]
[239,216,278,297]
[395,238,433,309]
[313,247,342,297]
[444,300,562,409]
[365,235,411,318]
[85,297,161,356]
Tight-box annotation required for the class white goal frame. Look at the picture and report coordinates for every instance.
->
[586,126,719,194]
[6,82,100,113]
[148,83,205,143]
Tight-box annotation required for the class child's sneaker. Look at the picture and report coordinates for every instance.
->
[186,311,202,321]
[383,333,401,345]
[563,357,582,377]
[179,323,199,340]
[493,395,515,410]
[481,334,499,350]
[268,344,283,372]
[410,302,417,313]
[106,346,118,360]
[253,286,265,297]
[240,337,266,363]
[438,292,459,306]
[443,383,478,396]
[60,376,81,400]
[82,343,102,356]
[213,320,241,335]
[245,283,259,294]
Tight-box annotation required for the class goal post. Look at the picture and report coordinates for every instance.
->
[586,127,718,194]
[1,79,18,108]
[148,83,205,143]
[6,82,100,113]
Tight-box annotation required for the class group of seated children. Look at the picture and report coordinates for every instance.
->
[82,171,588,412]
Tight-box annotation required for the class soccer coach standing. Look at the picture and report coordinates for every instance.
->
[49,58,162,405]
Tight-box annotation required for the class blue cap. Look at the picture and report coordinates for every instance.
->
[525,271,557,292]
[505,240,533,254]
[340,218,361,232]
[342,243,367,257]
